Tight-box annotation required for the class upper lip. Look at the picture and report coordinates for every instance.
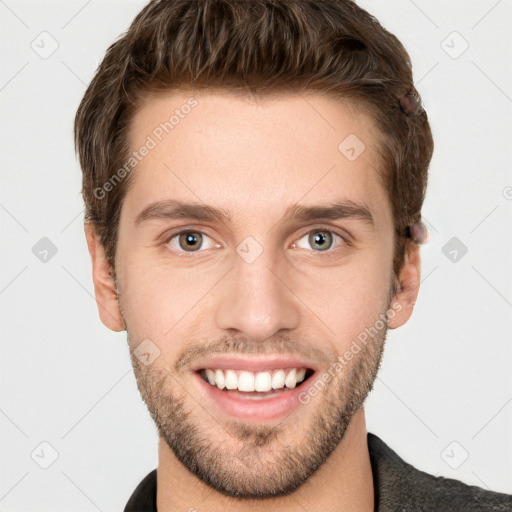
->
[190,356,319,373]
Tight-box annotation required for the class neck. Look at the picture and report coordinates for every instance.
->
[156,407,374,512]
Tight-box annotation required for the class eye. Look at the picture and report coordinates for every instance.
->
[165,230,220,253]
[163,227,348,257]
[291,228,346,253]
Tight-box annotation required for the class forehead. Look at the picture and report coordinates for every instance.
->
[123,89,391,229]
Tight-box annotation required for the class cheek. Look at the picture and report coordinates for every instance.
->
[117,248,217,335]
[300,255,392,345]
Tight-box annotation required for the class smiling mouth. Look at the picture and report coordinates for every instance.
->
[196,367,315,397]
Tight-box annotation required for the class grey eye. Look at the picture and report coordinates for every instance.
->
[295,230,339,251]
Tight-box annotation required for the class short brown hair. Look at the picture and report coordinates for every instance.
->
[75,0,434,278]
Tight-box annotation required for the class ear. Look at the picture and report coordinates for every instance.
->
[84,222,126,332]
[387,240,421,329]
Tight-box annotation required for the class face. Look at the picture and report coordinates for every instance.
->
[88,89,419,498]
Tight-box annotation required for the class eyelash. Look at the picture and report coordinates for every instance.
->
[162,226,350,258]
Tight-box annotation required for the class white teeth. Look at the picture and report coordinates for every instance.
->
[225,369,238,390]
[214,369,225,390]
[255,372,272,392]
[238,371,255,392]
[285,368,297,389]
[271,369,285,390]
[202,367,308,392]
[205,368,216,386]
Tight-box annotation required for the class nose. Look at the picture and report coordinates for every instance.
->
[214,246,301,342]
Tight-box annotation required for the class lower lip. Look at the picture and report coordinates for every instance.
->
[194,371,316,421]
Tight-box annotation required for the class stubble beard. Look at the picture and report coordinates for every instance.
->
[127,305,390,499]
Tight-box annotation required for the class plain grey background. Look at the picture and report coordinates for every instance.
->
[1,0,511,510]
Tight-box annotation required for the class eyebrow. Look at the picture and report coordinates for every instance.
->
[135,199,375,228]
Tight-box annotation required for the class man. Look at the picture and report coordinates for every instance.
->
[75,0,512,510]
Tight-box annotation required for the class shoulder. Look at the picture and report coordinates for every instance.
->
[124,469,157,512]
[368,432,512,512]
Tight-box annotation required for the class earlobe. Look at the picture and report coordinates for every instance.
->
[387,240,421,330]
[84,223,126,332]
